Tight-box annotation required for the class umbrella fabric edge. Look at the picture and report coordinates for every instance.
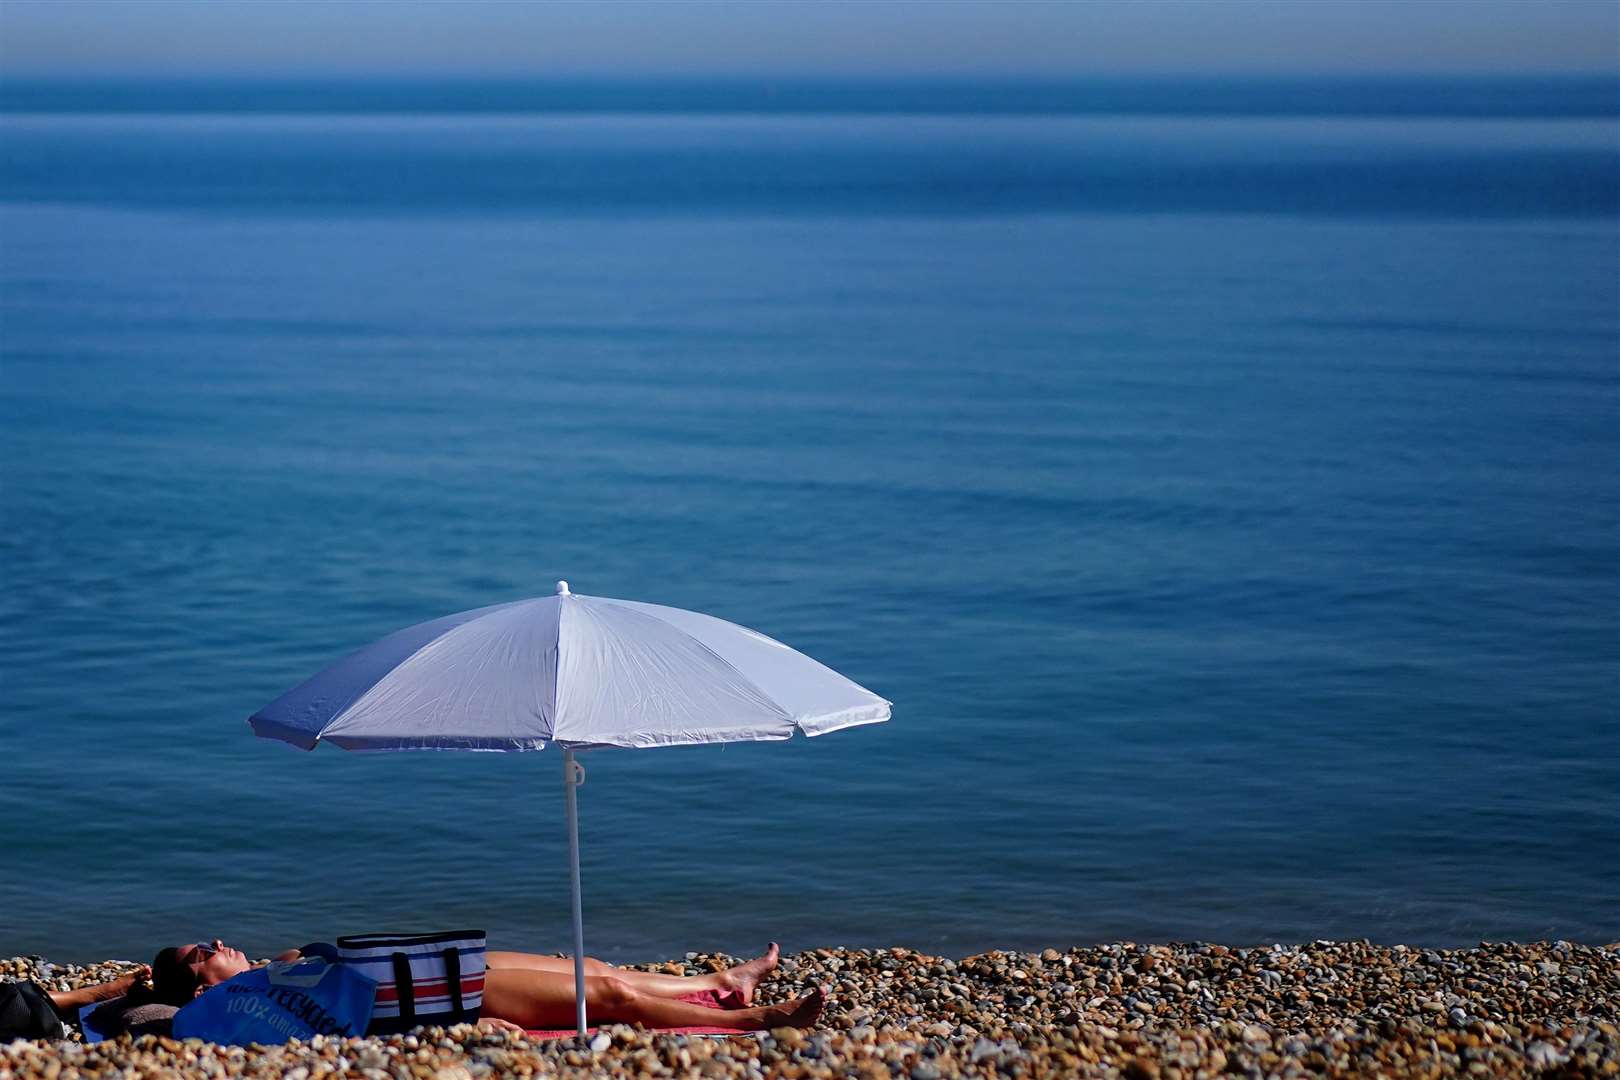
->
[250,705,891,752]
[245,717,553,753]
[797,700,893,737]
[324,734,550,752]
[246,713,321,751]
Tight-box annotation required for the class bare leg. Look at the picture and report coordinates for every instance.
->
[487,943,779,1004]
[488,954,625,978]
[483,969,824,1031]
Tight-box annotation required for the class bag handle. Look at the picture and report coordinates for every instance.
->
[443,947,464,1018]
[391,953,415,1026]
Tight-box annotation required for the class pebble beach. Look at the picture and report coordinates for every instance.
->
[6,941,1617,1078]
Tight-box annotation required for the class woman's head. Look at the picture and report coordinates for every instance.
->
[150,940,251,1003]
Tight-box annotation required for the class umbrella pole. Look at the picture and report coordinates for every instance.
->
[563,749,588,1038]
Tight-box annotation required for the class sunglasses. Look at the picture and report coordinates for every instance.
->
[188,942,220,962]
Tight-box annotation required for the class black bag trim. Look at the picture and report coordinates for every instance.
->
[335,929,484,950]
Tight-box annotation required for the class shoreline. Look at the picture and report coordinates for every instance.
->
[7,940,1617,1077]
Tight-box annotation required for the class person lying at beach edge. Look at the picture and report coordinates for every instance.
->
[145,940,825,1032]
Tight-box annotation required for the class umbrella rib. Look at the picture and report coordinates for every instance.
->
[550,600,564,742]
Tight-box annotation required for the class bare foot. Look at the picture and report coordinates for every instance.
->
[758,986,827,1030]
[721,941,780,1006]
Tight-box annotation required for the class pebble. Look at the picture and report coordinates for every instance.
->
[4,941,1617,1077]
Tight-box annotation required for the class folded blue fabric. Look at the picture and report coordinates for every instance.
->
[171,958,375,1046]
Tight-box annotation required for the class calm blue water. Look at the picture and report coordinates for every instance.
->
[1,80,1616,963]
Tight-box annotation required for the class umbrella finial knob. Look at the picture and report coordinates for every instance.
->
[557,580,571,596]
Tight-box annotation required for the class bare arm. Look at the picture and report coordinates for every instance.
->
[46,966,150,1013]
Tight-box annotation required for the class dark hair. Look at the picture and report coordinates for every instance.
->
[147,946,201,1006]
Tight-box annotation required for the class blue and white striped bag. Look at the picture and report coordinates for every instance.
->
[334,930,485,1034]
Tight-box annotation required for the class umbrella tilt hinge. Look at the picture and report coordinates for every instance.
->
[566,758,585,787]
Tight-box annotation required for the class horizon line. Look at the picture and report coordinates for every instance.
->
[4,71,1618,82]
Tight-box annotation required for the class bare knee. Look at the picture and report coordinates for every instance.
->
[584,957,615,975]
[586,976,637,1014]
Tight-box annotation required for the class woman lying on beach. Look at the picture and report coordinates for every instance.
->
[146,940,825,1032]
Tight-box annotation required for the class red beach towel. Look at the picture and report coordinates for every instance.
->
[524,987,750,1039]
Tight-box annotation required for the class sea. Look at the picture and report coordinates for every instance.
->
[1,78,1615,964]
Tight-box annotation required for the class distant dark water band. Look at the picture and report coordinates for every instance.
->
[3,131,1616,218]
[3,76,1619,118]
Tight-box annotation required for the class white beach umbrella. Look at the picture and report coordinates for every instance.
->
[248,581,890,1035]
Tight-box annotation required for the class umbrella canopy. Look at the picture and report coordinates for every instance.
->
[248,581,890,1037]
[250,581,889,752]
